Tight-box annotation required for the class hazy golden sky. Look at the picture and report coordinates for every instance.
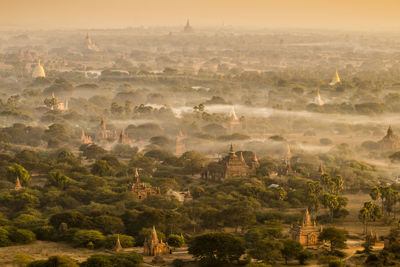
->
[0,0,400,30]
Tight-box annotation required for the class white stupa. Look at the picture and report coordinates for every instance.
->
[86,33,100,52]
[32,59,46,78]
[315,90,324,106]
[329,69,341,86]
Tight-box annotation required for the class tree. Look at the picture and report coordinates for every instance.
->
[370,186,381,202]
[276,187,287,201]
[318,227,347,252]
[321,193,339,222]
[167,234,185,248]
[72,230,105,248]
[180,151,208,176]
[49,211,90,229]
[9,229,36,244]
[306,181,322,214]
[188,232,245,266]
[280,239,303,264]
[7,163,31,185]
[48,170,72,190]
[221,205,256,232]
[297,249,313,265]
[91,160,116,177]
[13,214,45,231]
[249,238,282,264]
[331,175,344,195]
[93,215,125,234]
[358,201,382,234]
[0,227,11,247]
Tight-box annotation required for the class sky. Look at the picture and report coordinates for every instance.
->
[0,0,400,30]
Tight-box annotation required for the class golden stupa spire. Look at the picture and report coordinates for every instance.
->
[330,69,341,85]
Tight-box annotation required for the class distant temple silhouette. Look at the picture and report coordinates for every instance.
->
[183,19,194,33]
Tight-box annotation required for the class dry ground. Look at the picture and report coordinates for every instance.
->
[0,241,194,267]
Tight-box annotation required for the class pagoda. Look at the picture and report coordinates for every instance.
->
[175,130,186,156]
[14,177,22,191]
[223,144,251,178]
[183,19,194,33]
[290,209,322,247]
[378,126,400,150]
[130,168,161,200]
[329,69,341,85]
[32,59,46,78]
[143,226,170,256]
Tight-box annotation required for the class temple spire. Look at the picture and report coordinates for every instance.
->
[151,225,159,243]
[303,209,312,226]
[14,177,22,191]
[330,69,341,85]
[318,162,325,175]
[134,168,140,183]
[387,125,394,137]
[119,128,126,144]
[253,153,259,163]
[114,234,123,252]
[100,117,106,130]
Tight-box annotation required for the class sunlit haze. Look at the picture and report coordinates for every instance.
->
[1,0,400,30]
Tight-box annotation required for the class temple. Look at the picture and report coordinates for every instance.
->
[118,129,131,145]
[97,117,114,140]
[378,126,400,150]
[86,33,100,51]
[143,226,171,256]
[223,144,252,178]
[47,92,68,111]
[32,59,46,78]
[329,69,341,85]
[130,168,161,200]
[175,130,186,156]
[229,107,241,129]
[290,209,322,247]
[81,129,92,144]
[183,19,194,33]
[279,144,293,176]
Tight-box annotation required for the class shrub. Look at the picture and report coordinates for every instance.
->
[28,255,78,267]
[14,254,34,267]
[72,230,105,248]
[36,225,57,241]
[172,259,185,267]
[81,253,143,267]
[13,214,45,231]
[0,226,11,247]
[320,138,333,145]
[168,234,185,248]
[9,229,36,244]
